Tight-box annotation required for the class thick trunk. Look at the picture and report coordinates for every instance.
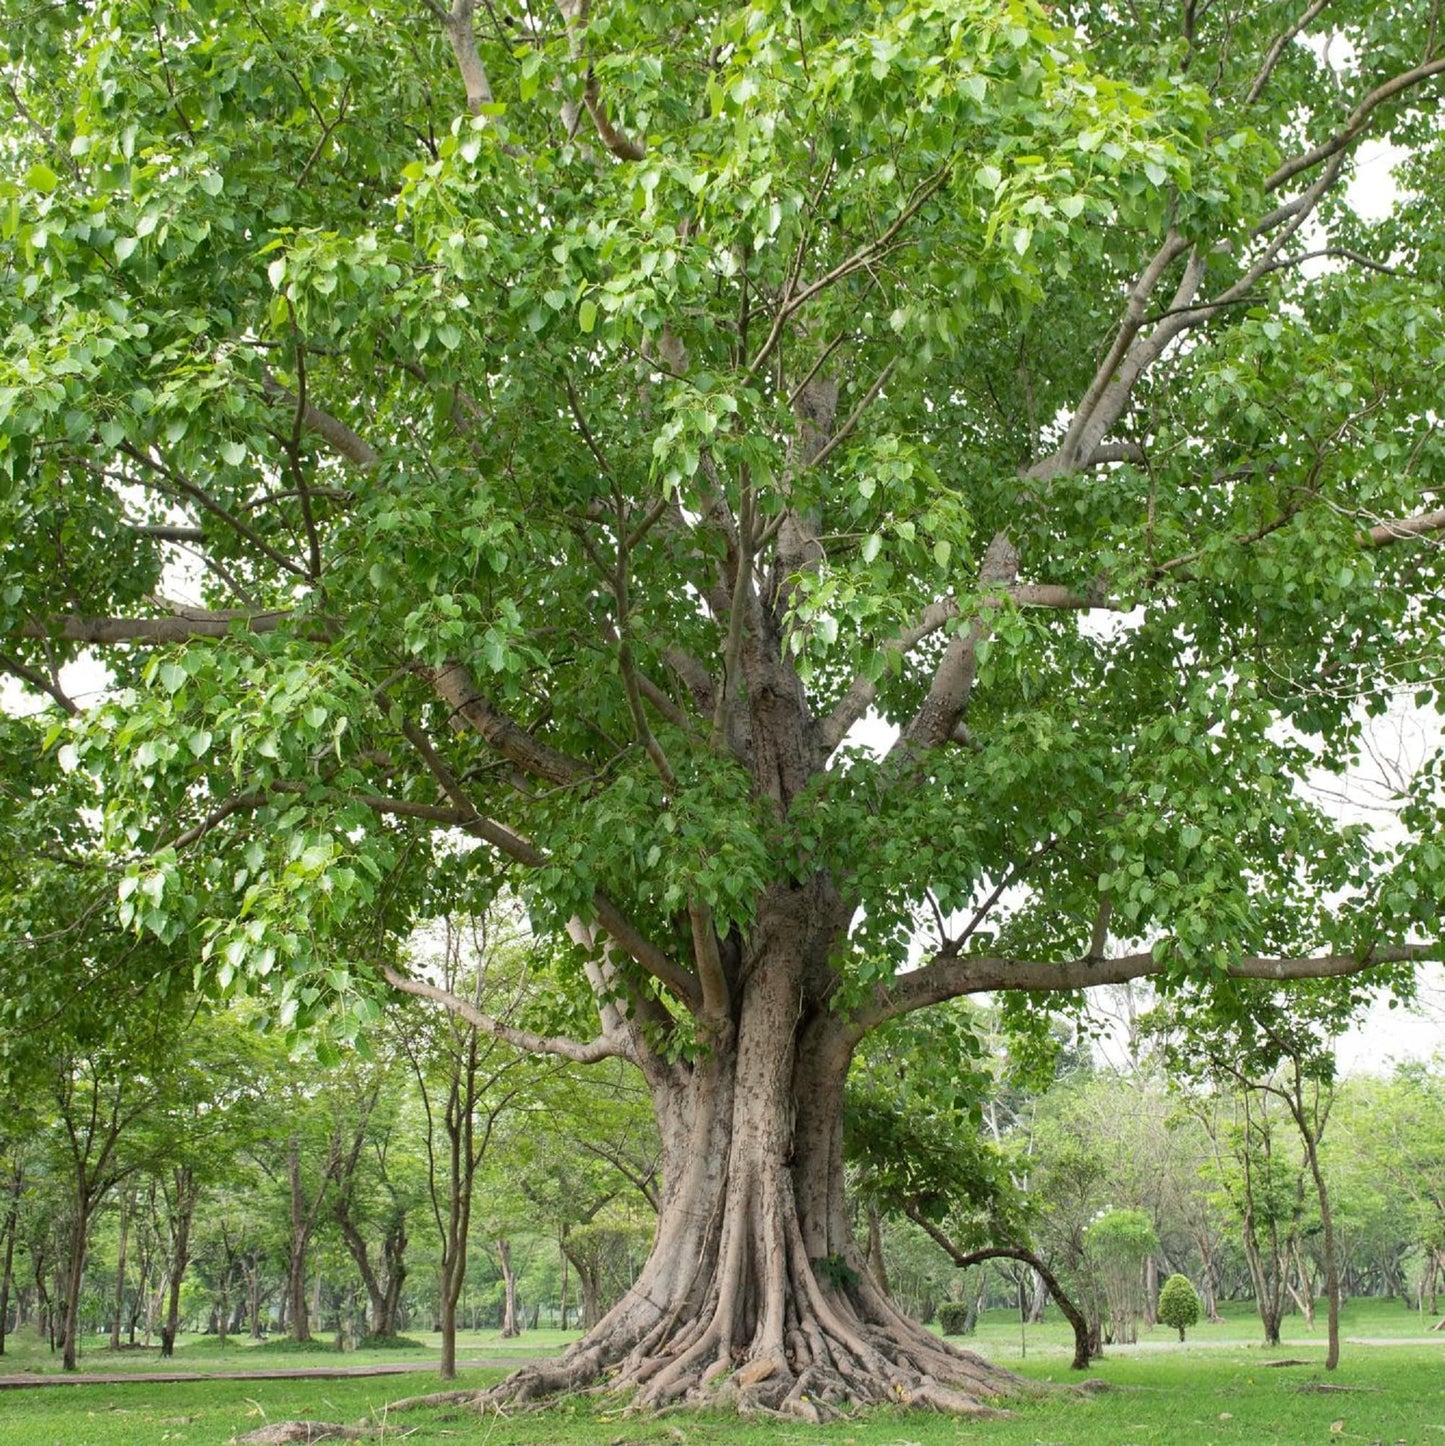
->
[486,931,1021,1419]
[109,1190,131,1352]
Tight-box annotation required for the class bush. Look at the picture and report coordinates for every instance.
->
[355,1334,427,1351]
[938,1301,972,1336]
[1157,1274,1201,1341]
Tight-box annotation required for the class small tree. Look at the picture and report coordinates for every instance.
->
[1157,1274,1201,1342]
[1086,1210,1157,1346]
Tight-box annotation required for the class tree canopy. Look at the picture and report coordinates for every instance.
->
[3,0,1445,1419]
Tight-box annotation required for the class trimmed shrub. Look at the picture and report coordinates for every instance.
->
[938,1301,972,1336]
[1158,1274,1201,1341]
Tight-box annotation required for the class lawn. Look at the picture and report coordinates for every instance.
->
[1,1301,1441,1444]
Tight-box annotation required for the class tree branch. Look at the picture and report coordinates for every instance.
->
[1366,507,1445,547]
[0,651,77,714]
[859,942,1438,1032]
[17,607,301,645]
[383,964,634,1062]
[1265,54,1445,195]
[261,374,380,468]
[427,660,590,787]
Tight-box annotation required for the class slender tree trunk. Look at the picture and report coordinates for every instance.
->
[60,1206,89,1371]
[286,1138,312,1343]
[109,1189,132,1351]
[0,1161,21,1357]
[496,1238,519,1337]
[159,1169,197,1359]
[1299,1130,1340,1369]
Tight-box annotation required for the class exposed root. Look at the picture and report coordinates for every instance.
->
[234,1425,371,1444]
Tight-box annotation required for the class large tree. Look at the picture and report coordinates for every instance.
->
[4,0,1445,1418]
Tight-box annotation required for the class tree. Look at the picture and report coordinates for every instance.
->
[1151,982,1350,1367]
[5,0,1445,1418]
[1157,1273,1200,1342]
[1086,1208,1158,1346]
[398,918,535,1378]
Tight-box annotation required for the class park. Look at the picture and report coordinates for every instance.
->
[2,0,1444,1437]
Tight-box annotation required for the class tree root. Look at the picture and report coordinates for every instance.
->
[234,1425,372,1444]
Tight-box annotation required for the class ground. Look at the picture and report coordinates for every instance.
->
[1,1303,1443,1443]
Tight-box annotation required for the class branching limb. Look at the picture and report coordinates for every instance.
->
[427,660,591,787]
[382,964,635,1062]
[117,442,312,579]
[1265,54,1445,195]
[1366,507,1445,546]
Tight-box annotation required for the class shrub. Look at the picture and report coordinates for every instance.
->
[1158,1274,1201,1341]
[938,1301,972,1336]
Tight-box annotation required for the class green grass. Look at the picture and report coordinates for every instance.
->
[2,1303,1441,1444]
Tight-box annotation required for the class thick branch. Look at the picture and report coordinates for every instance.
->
[1366,507,1445,546]
[383,965,633,1062]
[1265,55,1445,195]
[897,533,1019,754]
[261,374,380,468]
[428,660,590,787]
[860,943,1438,1031]
[17,608,297,645]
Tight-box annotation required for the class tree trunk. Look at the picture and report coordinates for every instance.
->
[487,940,1021,1419]
[0,1161,21,1357]
[109,1190,132,1351]
[496,1238,519,1338]
[286,1138,313,1343]
[864,1205,889,1296]
[1299,1129,1340,1369]
[60,1209,88,1371]
[159,1169,198,1359]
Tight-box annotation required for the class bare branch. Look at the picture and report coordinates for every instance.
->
[1265,55,1445,195]
[1246,0,1332,104]
[0,651,78,715]
[801,359,897,476]
[556,0,645,160]
[261,374,380,468]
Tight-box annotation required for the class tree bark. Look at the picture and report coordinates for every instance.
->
[286,1137,313,1343]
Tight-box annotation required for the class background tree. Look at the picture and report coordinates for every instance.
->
[5,0,1445,1418]
[1086,1209,1158,1347]
[1157,1272,1200,1342]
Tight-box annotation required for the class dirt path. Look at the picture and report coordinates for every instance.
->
[0,1357,546,1390]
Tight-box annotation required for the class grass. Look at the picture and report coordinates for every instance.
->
[1,1301,1440,1444]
